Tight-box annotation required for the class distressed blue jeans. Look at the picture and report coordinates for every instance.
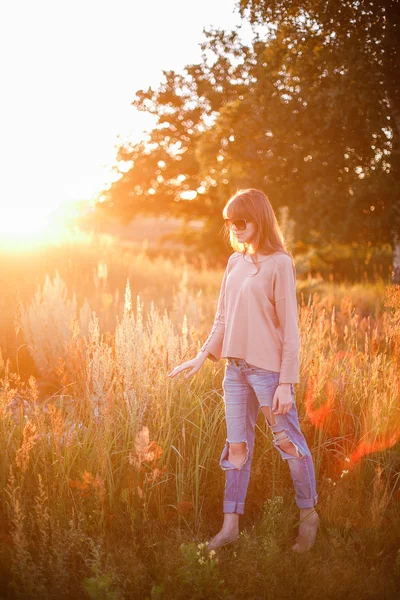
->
[220,357,318,514]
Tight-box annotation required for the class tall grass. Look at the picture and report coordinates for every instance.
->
[0,237,399,599]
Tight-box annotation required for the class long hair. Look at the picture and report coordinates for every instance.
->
[222,188,290,275]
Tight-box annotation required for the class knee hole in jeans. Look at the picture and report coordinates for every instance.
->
[261,406,303,459]
[272,430,303,459]
[227,441,249,470]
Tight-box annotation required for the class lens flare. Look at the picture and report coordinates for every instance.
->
[304,352,400,471]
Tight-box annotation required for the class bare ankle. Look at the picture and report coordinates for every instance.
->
[299,508,317,518]
[223,513,240,531]
[292,509,319,552]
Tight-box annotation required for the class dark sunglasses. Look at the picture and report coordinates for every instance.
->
[224,218,248,231]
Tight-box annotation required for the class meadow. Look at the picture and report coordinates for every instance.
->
[0,230,399,599]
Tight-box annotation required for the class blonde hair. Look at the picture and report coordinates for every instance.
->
[222,188,290,275]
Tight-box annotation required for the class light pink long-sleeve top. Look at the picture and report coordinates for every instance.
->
[200,250,301,384]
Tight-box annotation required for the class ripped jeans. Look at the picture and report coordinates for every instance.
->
[220,357,318,514]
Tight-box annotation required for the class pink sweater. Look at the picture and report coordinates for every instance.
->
[200,251,300,384]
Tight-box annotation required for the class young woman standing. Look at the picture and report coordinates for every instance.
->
[168,188,319,552]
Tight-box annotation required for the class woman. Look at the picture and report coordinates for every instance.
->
[168,188,319,553]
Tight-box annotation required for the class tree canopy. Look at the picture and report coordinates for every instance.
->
[98,0,398,266]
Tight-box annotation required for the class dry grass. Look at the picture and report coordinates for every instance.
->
[0,234,399,599]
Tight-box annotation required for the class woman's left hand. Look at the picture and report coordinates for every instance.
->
[272,383,292,415]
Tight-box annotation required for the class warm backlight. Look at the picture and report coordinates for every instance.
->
[0,207,51,235]
[0,202,73,250]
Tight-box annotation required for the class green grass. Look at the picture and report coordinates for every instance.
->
[0,233,399,599]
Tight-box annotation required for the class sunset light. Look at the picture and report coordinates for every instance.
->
[0,196,83,248]
[0,1,241,244]
[1,207,52,235]
[0,0,398,594]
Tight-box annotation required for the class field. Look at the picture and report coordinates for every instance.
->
[0,229,399,600]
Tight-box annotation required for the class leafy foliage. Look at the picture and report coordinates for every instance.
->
[98,1,399,259]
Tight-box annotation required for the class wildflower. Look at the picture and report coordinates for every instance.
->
[48,403,65,441]
[67,471,106,499]
[145,465,168,483]
[208,550,216,558]
[130,426,163,469]
[15,421,39,472]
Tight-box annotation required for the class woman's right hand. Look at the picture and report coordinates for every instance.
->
[167,352,207,380]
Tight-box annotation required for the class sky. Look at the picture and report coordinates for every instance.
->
[0,0,249,233]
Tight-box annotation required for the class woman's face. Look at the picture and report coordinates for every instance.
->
[231,219,257,245]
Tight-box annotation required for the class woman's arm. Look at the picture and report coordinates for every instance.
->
[273,256,301,384]
[198,265,228,362]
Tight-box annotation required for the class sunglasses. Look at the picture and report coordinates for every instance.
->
[224,218,248,231]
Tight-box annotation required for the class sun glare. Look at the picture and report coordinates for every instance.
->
[0,208,50,235]
[0,203,73,250]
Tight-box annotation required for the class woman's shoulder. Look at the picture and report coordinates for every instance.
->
[271,251,294,268]
[228,251,242,263]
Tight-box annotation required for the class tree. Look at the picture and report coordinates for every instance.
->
[97,29,253,258]
[98,1,398,272]
[239,0,400,279]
